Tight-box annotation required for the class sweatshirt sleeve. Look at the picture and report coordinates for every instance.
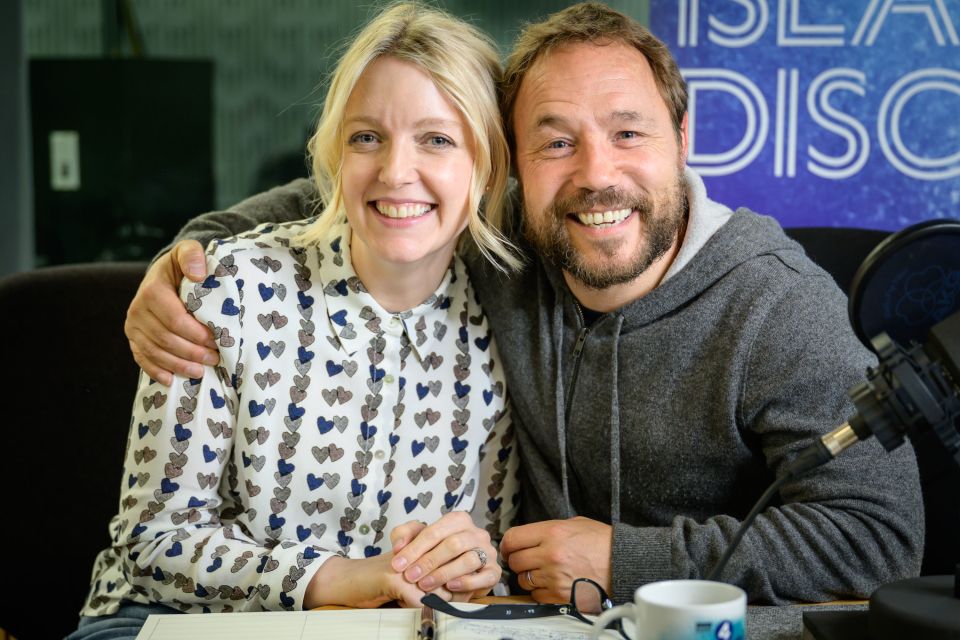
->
[610,272,924,604]
[157,179,320,258]
[116,247,338,611]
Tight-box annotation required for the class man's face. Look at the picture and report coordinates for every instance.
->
[512,41,689,290]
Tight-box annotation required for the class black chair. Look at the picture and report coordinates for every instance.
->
[786,226,960,578]
[0,262,147,639]
[784,226,891,294]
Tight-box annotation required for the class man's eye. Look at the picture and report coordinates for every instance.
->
[617,131,640,140]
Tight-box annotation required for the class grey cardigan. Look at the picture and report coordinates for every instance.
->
[170,176,923,604]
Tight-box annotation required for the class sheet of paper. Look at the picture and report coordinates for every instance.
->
[134,605,623,640]
[135,609,414,640]
[443,614,622,639]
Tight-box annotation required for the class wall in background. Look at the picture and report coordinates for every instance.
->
[25,0,650,215]
[2,0,32,277]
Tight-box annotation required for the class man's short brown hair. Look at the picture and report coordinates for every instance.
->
[501,2,687,149]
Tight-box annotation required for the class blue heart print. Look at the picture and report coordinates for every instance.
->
[297,290,314,308]
[317,416,335,434]
[210,389,226,409]
[351,479,367,495]
[248,400,266,417]
[451,436,469,454]
[221,298,240,316]
[288,403,306,419]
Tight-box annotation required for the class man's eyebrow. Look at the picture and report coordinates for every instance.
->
[534,114,570,131]
[608,110,652,125]
[533,111,653,130]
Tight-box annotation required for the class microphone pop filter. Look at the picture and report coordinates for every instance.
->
[849,219,960,352]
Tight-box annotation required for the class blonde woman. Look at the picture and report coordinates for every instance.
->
[70,4,519,637]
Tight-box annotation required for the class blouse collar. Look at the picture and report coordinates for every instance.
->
[316,220,464,362]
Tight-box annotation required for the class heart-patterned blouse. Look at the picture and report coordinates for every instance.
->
[80,217,518,615]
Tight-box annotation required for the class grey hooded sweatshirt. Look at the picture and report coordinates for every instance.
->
[169,171,923,605]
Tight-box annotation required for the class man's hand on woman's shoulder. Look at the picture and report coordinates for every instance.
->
[125,239,220,385]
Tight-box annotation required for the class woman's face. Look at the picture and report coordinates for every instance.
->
[340,56,476,277]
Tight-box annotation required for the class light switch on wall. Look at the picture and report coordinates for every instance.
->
[49,130,80,191]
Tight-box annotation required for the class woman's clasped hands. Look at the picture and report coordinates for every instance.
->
[304,511,500,608]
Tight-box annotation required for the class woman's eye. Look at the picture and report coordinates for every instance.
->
[349,133,378,145]
[427,135,453,147]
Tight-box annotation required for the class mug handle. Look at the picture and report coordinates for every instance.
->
[591,602,637,640]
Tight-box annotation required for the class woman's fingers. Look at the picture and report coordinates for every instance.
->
[390,519,428,552]
[416,545,498,591]
[391,511,480,574]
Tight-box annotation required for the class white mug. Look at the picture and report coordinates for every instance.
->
[590,580,746,640]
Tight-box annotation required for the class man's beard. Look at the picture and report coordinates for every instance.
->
[522,172,689,290]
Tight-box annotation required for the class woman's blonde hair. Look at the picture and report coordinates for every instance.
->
[300,2,521,271]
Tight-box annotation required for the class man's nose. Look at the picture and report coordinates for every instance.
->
[378,142,417,188]
[571,140,620,193]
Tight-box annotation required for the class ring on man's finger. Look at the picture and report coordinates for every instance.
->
[525,570,537,589]
[471,547,488,570]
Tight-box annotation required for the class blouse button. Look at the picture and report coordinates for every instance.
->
[359,524,371,535]
[384,374,395,384]
[375,450,386,460]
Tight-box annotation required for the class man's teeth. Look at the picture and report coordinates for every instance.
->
[575,208,632,226]
[375,202,432,219]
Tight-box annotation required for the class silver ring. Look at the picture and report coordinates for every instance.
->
[525,569,536,589]
[472,547,488,569]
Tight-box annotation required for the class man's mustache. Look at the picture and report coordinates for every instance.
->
[545,188,653,220]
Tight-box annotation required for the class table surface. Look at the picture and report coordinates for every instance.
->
[318,595,868,639]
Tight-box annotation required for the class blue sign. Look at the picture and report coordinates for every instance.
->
[652,0,960,228]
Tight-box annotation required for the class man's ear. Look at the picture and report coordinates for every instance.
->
[678,112,689,165]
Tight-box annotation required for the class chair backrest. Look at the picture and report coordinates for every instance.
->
[0,262,147,639]
[786,226,960,577]
[784,226,891,294]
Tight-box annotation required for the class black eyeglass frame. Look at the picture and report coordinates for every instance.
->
[420,577,628,639]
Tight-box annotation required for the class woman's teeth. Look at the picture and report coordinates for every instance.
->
[575,208,632,226]
[375,202,432,219]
